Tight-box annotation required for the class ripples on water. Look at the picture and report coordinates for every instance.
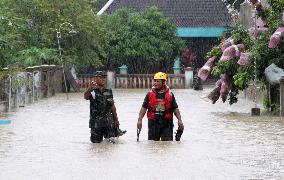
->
[0,90,283,179]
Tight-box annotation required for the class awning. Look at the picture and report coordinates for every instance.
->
[177,27,227,37]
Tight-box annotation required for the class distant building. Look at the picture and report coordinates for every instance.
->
[100,0,234,68]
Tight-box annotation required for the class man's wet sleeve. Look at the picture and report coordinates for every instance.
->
[142,92,150,108]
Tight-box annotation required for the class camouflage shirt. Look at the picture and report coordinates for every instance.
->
[89,88,114,128]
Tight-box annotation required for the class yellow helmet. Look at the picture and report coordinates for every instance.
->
[154,72,167,81]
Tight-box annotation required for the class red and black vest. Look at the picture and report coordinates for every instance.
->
[147,85,173,119]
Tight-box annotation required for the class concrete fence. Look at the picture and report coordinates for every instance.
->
[114,74,185,89]
[0,65,64,114]
[76,74,95,89]
[77,70,195,90]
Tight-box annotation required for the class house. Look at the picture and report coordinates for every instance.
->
[99,0,234,68]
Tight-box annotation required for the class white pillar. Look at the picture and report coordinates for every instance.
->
[106,71,115,89]
[185,67,193,88]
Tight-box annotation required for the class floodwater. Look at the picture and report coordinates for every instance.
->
[0,88,284,180]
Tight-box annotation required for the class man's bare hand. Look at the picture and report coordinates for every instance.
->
[178,120,184,130]
[87,81,97,91]
[137,120,142,129]
[90,81,97,88]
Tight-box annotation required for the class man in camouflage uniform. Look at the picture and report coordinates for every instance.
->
[84,71,126,143]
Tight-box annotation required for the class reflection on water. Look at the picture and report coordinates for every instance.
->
[0,88,283,179]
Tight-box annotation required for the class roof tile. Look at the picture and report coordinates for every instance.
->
[107,0,234,28]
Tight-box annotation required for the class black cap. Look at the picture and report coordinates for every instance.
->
[94,71,107,77]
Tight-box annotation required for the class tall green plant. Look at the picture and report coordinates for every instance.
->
[103,6,185,73]
[0,0,111,70]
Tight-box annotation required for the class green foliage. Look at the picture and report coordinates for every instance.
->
[212,58,239,76]
[231,23,253,50]
[15,47,59,66]
[228,87,238,105]
[262,92,280,115]
[263,94,270,110]
[206,46,222,59]
[233,71,249,90]
[0,70,11,82]
[257,9,270,20]
[1,2,185,73]
[254,35,271,81]
[0,0,111,70]
[0,2,27,68]
[204,0,284,105]
[103,6,185,73]
[74,10,112,69]
[0,68,22,82]
[271,103,280,115]
[90,0,108,12]
[267,0,284,13]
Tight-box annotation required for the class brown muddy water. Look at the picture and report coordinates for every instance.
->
[0,88,283,180]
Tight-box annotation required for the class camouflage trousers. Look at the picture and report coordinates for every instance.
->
[90,126,115,143]
[89,113,115,143]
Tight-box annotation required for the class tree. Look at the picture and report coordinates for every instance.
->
[0,1,185,74]
[103,6,185,73]
[0,0,111,71]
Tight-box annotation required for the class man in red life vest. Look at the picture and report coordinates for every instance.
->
[137,72,184,141]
